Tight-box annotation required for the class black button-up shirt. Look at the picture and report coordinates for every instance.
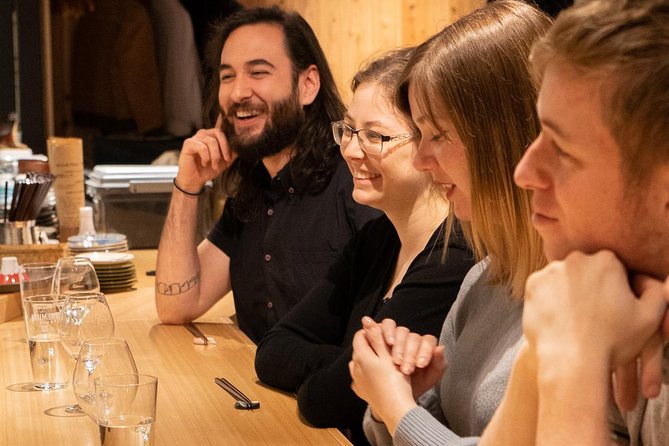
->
[207,157,381,343]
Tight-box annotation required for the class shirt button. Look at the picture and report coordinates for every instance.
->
[267,301,273,309]
[267,208,273,216]
[264,254,271,262]
[288,187,295,194]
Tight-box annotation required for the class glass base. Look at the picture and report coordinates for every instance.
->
[44,403,86,418]
[33,382,68,391]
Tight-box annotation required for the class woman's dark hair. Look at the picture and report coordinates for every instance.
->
[203,6,345,221]
[351,47,413,94]
[350,47,417,133]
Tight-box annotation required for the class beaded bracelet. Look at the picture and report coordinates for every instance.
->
[173,178,204,196]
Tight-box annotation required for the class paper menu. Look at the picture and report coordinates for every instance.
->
[47,137,84,240]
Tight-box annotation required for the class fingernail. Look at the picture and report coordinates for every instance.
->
[362,316,374,326]
[402,364,412,374]
[388,336,394,344]
[416,357,426,367]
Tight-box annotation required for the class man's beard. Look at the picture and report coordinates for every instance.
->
[222,92,305,164]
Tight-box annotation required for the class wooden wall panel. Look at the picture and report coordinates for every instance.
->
[237,0,484,101]
[400,0,485,45]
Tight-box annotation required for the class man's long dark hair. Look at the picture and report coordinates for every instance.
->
[203,6,345,221]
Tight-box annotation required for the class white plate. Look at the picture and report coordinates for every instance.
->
[75,252,135,265]
[68,233,127,248]
[69,246,129,254]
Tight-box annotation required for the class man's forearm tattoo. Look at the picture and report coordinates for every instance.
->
[156,272,200,296]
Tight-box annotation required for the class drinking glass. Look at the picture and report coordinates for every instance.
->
[59,292,115,360]
[74,337,138,419]
[21,294,69,390]
[95,374,157,446]
[45,292,114,416]
[19,262,56,299]
[52,256,100,296]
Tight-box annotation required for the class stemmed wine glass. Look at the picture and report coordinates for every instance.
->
[54,256,106,363]
[73,337,138,419]
[59,292,115,359]
[52,256,100,295]
[45,291,115,417]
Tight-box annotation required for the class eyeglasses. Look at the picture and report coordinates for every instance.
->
[331,120,413,155]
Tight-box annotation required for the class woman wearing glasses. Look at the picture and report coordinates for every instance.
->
[254,47,474,444]
[348,1,550,444]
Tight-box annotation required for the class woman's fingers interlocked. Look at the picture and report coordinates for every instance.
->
[361,317,440,375]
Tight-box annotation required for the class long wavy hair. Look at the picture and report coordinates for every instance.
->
[396,0,551,299]
[203,6,345,221]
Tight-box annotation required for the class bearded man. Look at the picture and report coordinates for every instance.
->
[155,6,379,343]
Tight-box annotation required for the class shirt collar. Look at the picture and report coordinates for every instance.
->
[257,162,297,199]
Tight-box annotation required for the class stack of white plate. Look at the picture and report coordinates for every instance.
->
[68,233,129,254]
[75,252,137,293]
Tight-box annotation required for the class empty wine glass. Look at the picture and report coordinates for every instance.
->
[59,292,115,360]
[73,337,138,420]
[52,257,100,296]
[44,292,115,417]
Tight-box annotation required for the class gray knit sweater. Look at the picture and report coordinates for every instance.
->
[621,346,669,446]
[363,260,524,446]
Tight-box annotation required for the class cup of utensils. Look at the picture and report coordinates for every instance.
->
[0,172,55,245]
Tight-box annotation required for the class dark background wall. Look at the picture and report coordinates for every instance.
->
[0,1,16,117]
[0,0,46,154]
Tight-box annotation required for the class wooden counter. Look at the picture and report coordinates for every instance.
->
[0,250,351,445]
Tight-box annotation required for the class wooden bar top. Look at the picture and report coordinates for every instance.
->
[0,250,351,445]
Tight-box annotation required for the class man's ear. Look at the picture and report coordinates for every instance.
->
[298,64,320,106]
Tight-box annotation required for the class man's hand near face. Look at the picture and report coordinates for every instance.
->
[523,251,666,366]
[175,115,238,194]
[520,251,668,444]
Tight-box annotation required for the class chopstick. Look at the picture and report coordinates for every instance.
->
[184,322,209,345]
[6,173,54,222]
[214,377,260,410]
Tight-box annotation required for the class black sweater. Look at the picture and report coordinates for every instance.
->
[255,215,474,443]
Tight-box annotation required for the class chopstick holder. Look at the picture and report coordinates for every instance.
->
[184,322,216,345]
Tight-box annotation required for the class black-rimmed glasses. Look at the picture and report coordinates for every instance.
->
[331,120,413,155]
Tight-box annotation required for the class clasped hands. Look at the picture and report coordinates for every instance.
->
[349,317,446,434]
[523,250,669,412]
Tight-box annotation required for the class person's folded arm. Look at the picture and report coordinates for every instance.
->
[297,243,473,428]
[255,277,350,391]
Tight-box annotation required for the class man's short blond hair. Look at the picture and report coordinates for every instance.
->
[530,0,669,183]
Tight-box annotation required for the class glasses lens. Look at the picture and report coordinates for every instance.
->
[332,122,342,145]
[359,130,383,153]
